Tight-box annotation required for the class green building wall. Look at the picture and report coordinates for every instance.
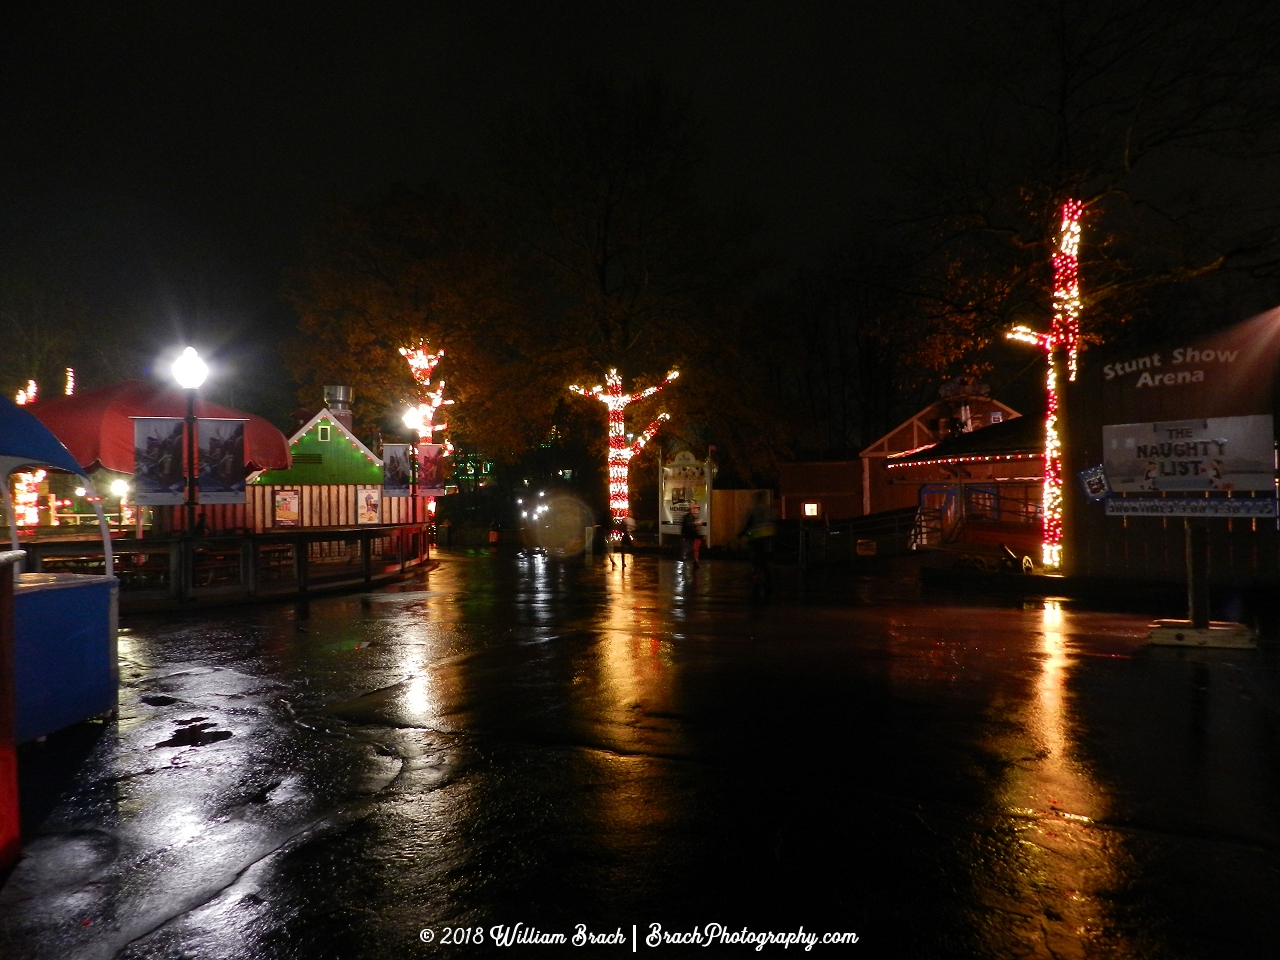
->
[255,414,382,486]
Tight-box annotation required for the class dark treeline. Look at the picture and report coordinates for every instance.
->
[5,0,1280,483]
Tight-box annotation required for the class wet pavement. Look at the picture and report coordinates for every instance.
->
[2,550,1278,959]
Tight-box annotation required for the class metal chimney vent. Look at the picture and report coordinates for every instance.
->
[323,385,352,410]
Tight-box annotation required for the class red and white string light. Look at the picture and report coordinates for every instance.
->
[399,343,455,454]
[14,379,37,405]
[13,368,74,404]
[886,451,1041,470]
[570,368,677,527]
[13,469,46,525]
[1005,199,1084,569]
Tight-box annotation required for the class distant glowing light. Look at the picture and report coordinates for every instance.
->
[1007,325,1048,348]
[14,379,37,405]
[13,469,46,525]
[65,367,75,396]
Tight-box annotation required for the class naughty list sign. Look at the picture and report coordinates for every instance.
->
[1102,415,1275,493]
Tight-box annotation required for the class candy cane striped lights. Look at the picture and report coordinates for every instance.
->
[400,342,454,452]
[1005,200,1084,569]
[570,368,677,527]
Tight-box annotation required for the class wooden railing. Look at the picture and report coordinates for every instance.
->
[17,523,431,609]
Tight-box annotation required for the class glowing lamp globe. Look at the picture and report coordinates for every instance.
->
[171,347,208,390]
[109,479,129,498]
[402,407,424,433]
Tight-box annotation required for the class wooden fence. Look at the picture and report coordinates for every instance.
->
[157,485,426,534]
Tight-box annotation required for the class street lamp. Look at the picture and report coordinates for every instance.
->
[402,406,425,434]
[171,347,208,536]
[109,478,129,531]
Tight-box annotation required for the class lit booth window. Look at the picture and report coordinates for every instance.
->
[803,502,820,518]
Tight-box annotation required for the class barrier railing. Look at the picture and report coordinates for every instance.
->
[17,523,431,608]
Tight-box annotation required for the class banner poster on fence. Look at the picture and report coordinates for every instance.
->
[196,418,248,504]
[1102,414,1275,492]
[131,417,187,505]
[357,485,382,524]
[660,451,708,538]
[417,442,445,495]
[383,444,410,497]
[273,489,300,526]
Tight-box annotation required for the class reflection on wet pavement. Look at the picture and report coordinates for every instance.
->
[2,550,1277,959]
[985,599,1121,958]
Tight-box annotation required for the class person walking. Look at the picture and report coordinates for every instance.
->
[609,510,637,569]
[739,492,776,600]
[680,503,702,574]
[619,510,636,569]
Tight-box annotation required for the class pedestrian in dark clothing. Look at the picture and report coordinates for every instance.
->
[681,503,702,573]
[739,493,776,600]
[610,511,636,569]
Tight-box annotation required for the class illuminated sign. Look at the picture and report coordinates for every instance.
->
[1102,415,1275,493]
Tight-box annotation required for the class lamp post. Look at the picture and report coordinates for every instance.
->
[171,347,208,536]
[109,479,129,532]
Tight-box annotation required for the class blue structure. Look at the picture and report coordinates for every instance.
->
[0,396,117,742]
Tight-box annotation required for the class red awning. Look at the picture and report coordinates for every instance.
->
[31,380,291,474]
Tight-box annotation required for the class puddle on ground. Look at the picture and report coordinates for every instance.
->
[154,722,233,748]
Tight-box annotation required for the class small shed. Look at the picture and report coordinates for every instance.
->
[775,381,1022,525]
[860,393,1021,517]
[252,409,418,529]
[885,415,1044,553]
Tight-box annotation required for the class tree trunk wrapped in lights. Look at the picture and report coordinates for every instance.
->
[570,368,678,532]
[1007,199,1083,570]
[399,342,454,450]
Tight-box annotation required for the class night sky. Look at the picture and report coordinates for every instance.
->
[1,2,963,403]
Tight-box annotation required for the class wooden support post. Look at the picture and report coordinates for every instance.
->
[361,534,372,584]
[168,540,183,600]
[1186,520,1210,629]
[241,539,257,597]
[296,536,309,593]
